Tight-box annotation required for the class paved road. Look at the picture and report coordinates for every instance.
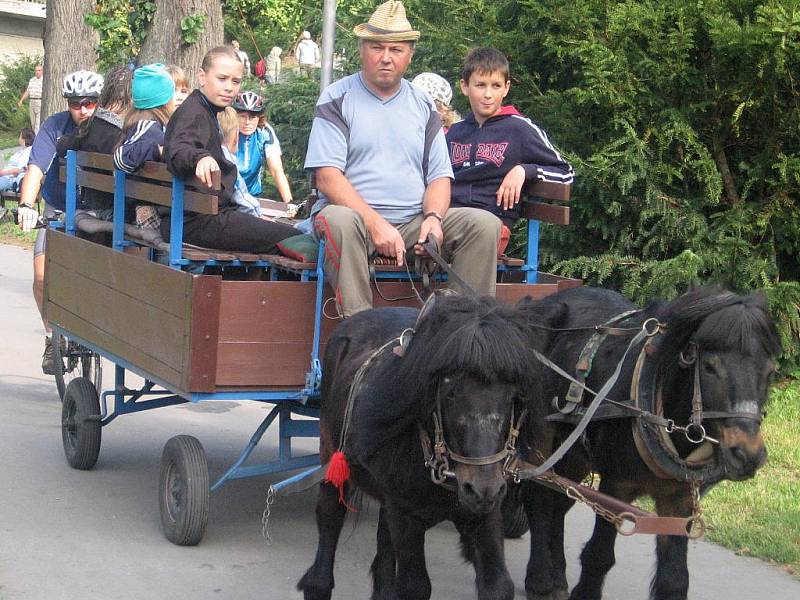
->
[0,243,797,599]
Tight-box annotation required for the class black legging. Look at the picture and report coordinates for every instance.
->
[161,207,298,254]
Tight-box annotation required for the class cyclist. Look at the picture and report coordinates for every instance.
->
[233,91,294,206]
[17,70,103,375]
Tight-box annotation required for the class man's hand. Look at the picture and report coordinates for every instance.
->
[496,165,526,210]
[17,205,39,232]
[195,156,220,188]
[415,214,444,257]
[366,214,406,266]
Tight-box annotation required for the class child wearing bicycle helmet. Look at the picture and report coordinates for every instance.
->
[411,72,460,132]
[233,90,293,204]
[58,65,133,217]
[16,69,103,375]
[162,46,296,253]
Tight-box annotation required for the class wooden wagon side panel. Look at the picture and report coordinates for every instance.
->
[44,231,206,394]
[215,281,423,388]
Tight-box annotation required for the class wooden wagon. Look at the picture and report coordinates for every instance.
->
[46,150,579,544]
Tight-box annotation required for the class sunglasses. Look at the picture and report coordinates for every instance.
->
[68,100,97,110]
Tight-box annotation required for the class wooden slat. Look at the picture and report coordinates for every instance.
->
[186,276,221,392]
[522,201,571,225]
[76,151,114,170]
[527,180,571,202]
[137,159,221,192]
[47,304,186,393]
[46,230,192,317]
[215,280,421,387]
[47,261,188,372]
[124,178,218,213]
[135,159,172,183]
[60,165,219,214]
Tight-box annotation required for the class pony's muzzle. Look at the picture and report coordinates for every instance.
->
[454,463,507,514]
[719,424,767,480]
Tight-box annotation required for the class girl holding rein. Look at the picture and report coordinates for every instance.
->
[162,46,296,253]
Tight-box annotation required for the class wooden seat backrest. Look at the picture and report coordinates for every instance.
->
[60,151,221,214]
[521,180,571,225]
[309,170,571,225]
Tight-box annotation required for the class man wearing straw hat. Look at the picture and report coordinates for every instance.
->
[305,0,501,317]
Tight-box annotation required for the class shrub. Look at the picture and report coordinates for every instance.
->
[0,55,42,135]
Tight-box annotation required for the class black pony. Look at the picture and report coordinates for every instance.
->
[515,286,781,600]
[298,294,545,600]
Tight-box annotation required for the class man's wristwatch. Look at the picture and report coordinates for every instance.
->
[423,211,444,223]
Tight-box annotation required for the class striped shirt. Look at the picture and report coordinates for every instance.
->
[26,76,43,100]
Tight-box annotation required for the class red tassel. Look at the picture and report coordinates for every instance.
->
[324,451,351,506]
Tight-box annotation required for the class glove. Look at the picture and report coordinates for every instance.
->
[17,205,39,232]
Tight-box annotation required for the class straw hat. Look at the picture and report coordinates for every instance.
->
[353,1,420,42]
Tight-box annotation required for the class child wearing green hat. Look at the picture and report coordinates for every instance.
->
[113,63,175,173]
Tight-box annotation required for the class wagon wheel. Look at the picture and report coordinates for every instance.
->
[53,332,102,402]
[501,488,530,539]
[159,435,209,546]
[61,377,102,470]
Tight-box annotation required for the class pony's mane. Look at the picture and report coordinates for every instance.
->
[656,285,781,359]
[352,294,537,455]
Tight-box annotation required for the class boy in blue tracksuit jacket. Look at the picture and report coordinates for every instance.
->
[446,47,573,251]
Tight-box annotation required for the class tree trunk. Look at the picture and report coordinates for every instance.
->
[42,0,99,121]
[138,0,224,88]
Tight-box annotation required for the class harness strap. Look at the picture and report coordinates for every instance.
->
[337,333,411,453]
[561,309,640,413]
[511,460,703,538]
[522,322,656,479]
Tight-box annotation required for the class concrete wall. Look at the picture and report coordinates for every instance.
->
[0,0,46,63]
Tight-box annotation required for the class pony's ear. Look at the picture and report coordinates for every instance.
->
[517,296,570,329]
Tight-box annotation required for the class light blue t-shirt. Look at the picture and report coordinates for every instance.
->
[304,73,453,224]
[236,124,281,196]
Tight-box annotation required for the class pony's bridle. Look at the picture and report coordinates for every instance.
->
[678,341,764,445]
[418,394,528,488]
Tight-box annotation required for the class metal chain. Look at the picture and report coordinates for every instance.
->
[540,472,626,531]
[261,485,276,544]
[688,480,707,538]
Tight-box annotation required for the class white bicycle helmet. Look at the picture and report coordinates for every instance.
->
[232,91,265,113]
[62,70,104,98]
[412,72,453,106]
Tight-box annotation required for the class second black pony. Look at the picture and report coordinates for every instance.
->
[515,286,781,600]
[298,293,545,600]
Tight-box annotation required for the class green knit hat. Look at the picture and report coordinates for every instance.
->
[132,63,175,110]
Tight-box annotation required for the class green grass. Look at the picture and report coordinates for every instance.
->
[0,129,19,151]
[0,219,36,247]
[702,380,800,576]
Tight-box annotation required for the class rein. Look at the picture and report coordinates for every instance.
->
[517,317,663,480]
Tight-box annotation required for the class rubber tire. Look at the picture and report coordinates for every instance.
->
[61,377,102,470]
[53,333,100,402]
[159,435,209,546]
[502,491,530,539]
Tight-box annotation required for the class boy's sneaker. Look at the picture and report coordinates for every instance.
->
[41,336,58,375]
